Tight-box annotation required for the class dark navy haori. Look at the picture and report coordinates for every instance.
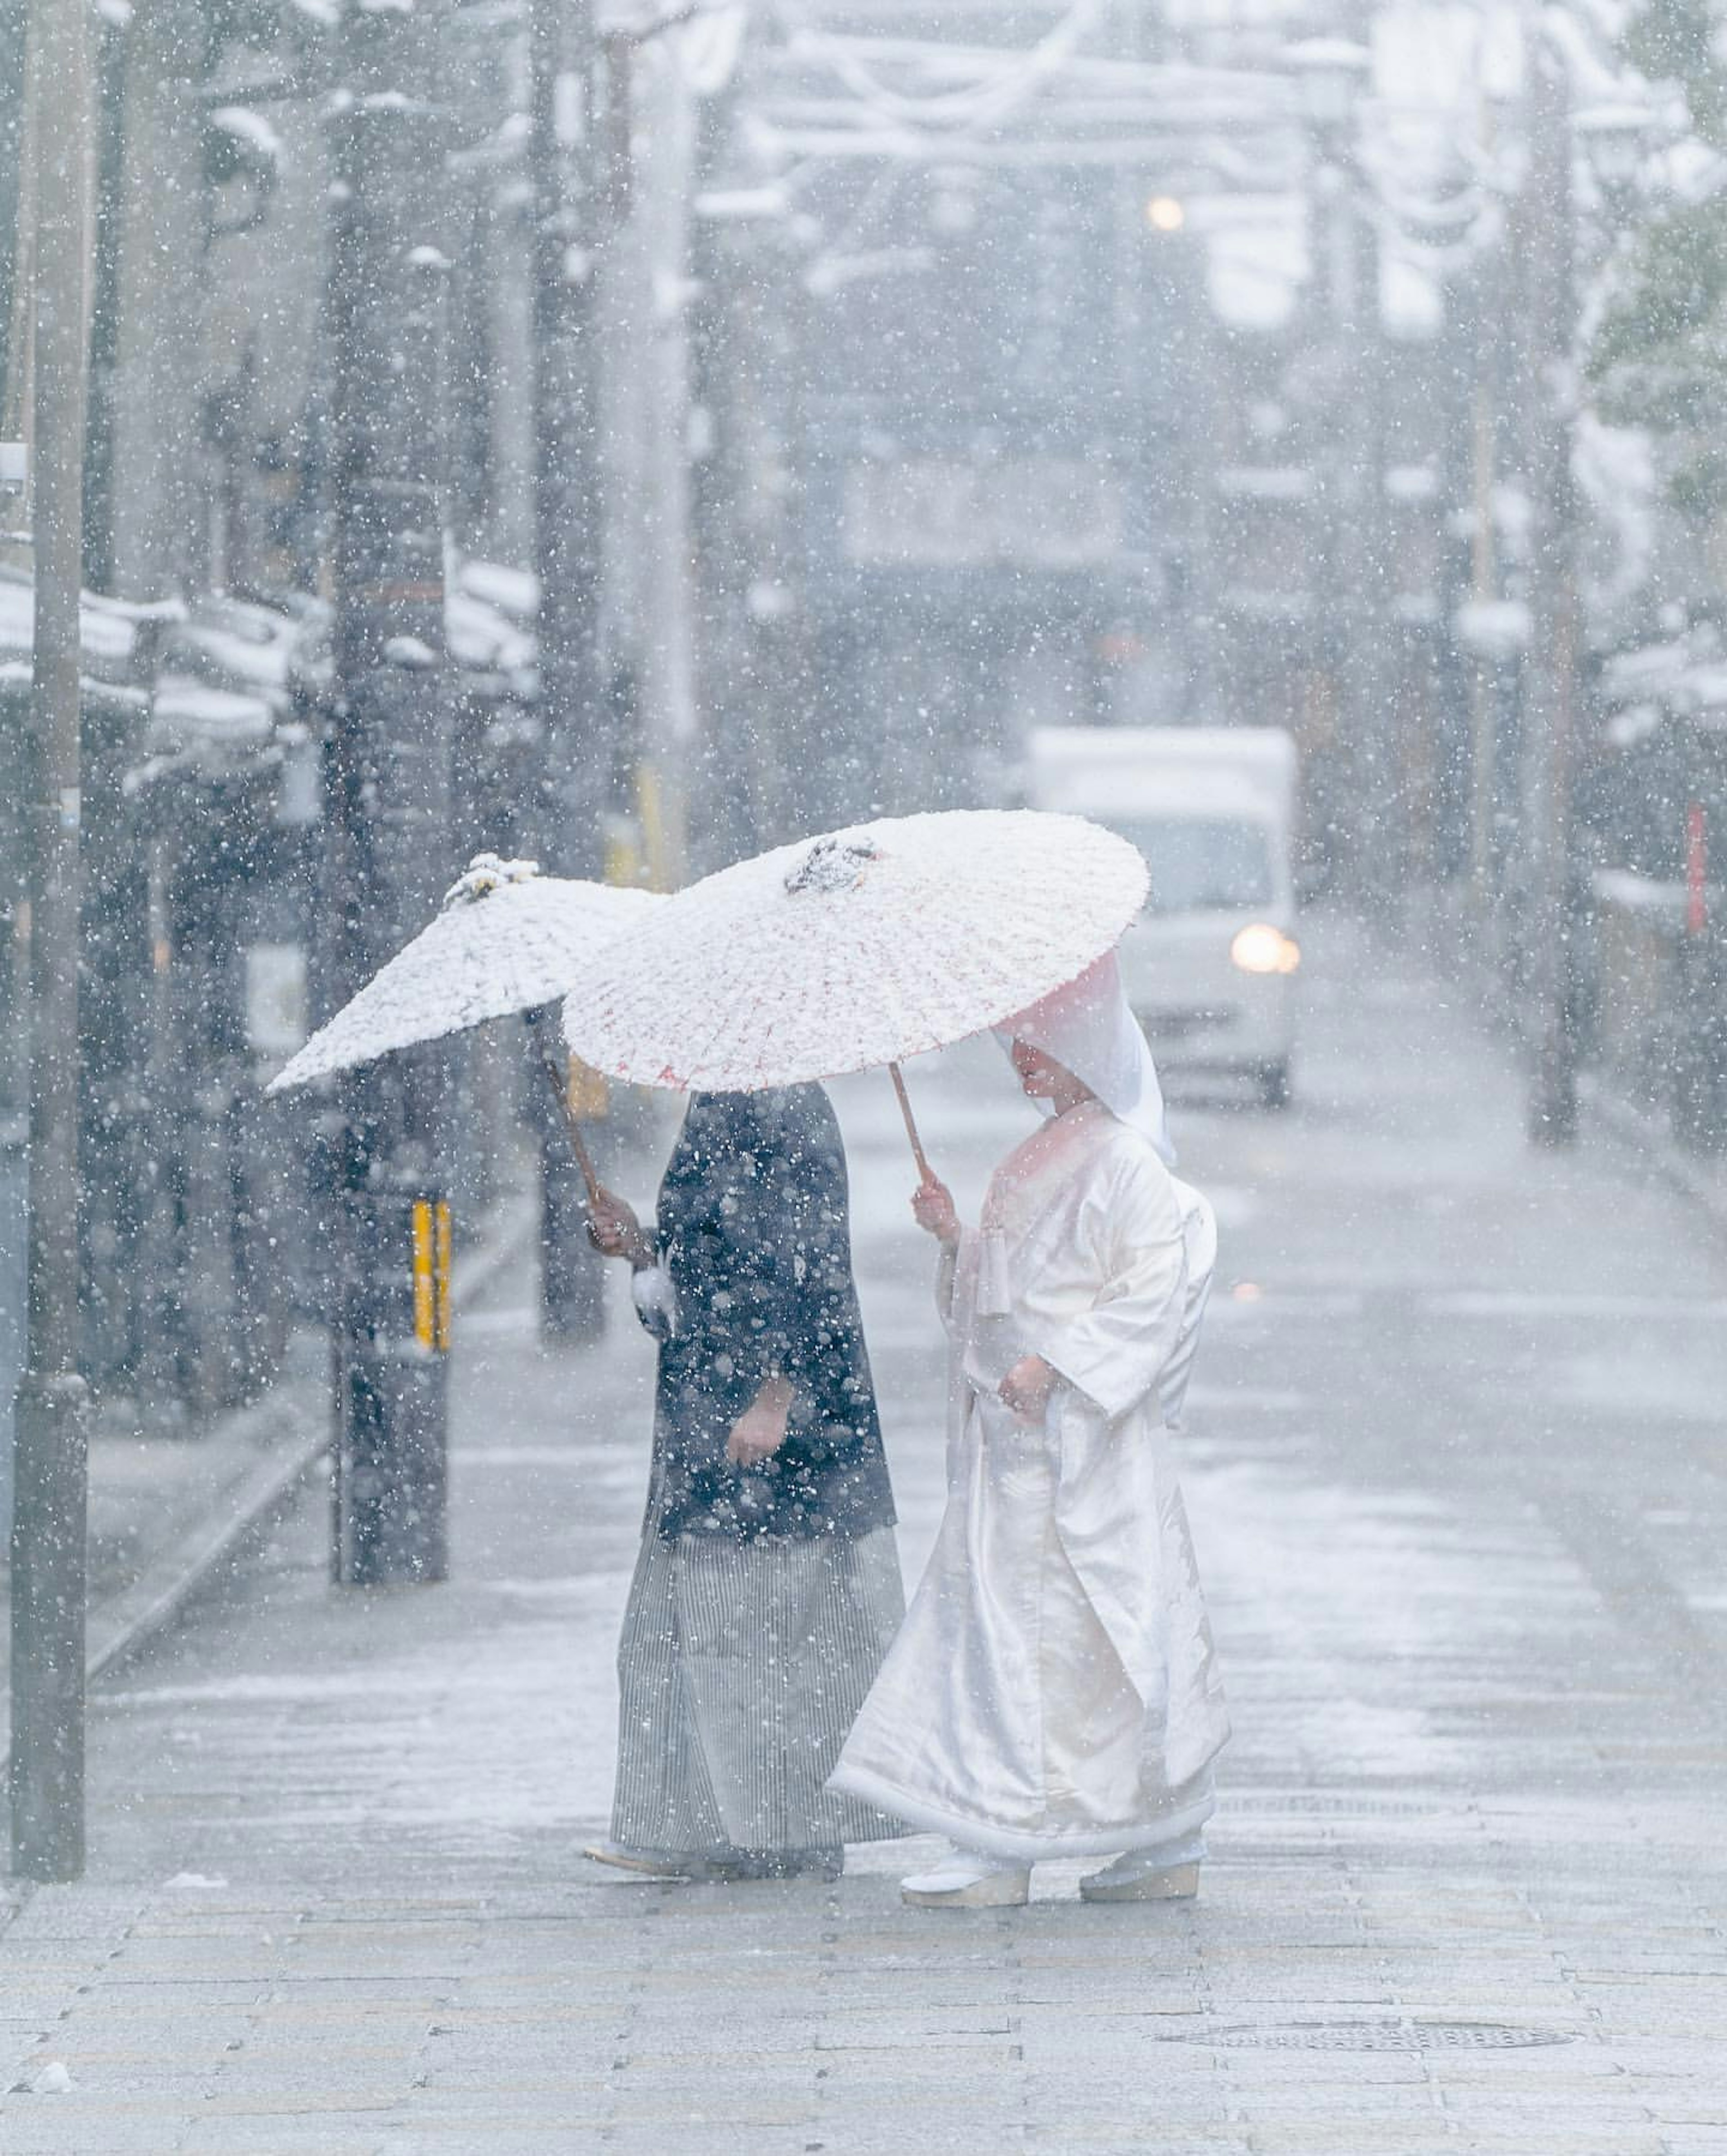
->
[639,1086,896,1544]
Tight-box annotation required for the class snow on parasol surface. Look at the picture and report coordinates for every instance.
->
[266,854,662,1092]
[557,811,1149,1092]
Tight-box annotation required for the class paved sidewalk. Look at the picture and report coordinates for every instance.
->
[0,1334,328,1777]
[1423,880,1727,1245]
[0,1182,534,1763]
[1,917,1725,2153]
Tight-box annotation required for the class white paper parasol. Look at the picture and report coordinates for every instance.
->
[556,812,1148,1147]
[267,854,662,1094]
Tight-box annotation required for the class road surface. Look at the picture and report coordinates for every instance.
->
[0,915,1722,2152]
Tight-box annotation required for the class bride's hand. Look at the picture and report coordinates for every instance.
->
[999,1354,1059,1421]
[911,1177,960,1249]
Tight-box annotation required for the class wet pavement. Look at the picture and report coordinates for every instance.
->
[0,1135,24,1521]
[1,914,1724,2152]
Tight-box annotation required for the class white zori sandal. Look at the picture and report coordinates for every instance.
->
[1078,1836,1204,1904]
[900,1844,1032,1909]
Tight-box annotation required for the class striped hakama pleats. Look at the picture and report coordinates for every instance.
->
[611,1524,906,1859]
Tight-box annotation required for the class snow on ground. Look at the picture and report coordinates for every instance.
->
[0,913,1721,2150]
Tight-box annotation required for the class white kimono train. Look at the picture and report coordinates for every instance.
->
[830,1098,1230,1861]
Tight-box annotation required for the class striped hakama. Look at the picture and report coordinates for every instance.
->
[612,1522,905,1860]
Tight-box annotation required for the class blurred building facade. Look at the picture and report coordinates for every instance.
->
[6,0,1727,1453]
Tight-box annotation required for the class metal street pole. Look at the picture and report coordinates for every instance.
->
[529,0,613,1341]
[322,0,456,1582]
[1521,31,1581,1146]
[9,0,95,1881]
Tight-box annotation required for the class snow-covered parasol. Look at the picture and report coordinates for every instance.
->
[557,811,1148,1174]
[267,854,662,1196]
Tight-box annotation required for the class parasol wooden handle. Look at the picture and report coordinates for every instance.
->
[523,1011,602,1207]
[559,1085,604,1209]
[888,1062,935,1185]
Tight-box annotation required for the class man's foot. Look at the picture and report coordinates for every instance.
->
[582,1840,744,1883]
[1078,1851,1201,1903]
[901,1844,1031,1909]
[737,1845,845,1882]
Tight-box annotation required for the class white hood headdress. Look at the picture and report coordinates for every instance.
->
[997,950,1174,1165]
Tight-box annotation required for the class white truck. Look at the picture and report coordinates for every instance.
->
[1022,726,1301,1108]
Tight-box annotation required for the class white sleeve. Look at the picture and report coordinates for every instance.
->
[1021,1161,1188,1422]
[630,1262,678,1336]
[935,1232,964,1330]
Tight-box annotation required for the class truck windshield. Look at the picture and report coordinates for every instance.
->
[1113,817,1275,915]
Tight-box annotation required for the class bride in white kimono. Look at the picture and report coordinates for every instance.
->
[828,953,1229,1908]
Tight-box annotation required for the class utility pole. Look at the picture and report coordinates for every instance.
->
[1520,29,1581,1146]
[1139,201,1212,720]
[1322,173,1392,899]
[322,0,456,1582]
[529,0,612,1341]
[105,0,206,603]
[1337,205,1396,914]
[634,37,697,889]
[1293,39,1382,902]
[1464,94,1510,920]
[9,0,95,1881]
[1465,293,1503,910]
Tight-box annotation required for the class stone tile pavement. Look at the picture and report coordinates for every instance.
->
[2,919,1724,2152]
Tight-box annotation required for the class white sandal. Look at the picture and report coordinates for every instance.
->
[1078,1852,1201,1903]
[901,1844,1031,1909]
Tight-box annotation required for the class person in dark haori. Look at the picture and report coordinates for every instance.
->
[583,1085,904,1881]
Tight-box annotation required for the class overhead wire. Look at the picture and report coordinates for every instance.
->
[770,0,1107,138]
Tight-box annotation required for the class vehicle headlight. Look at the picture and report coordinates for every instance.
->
[1230,924,1301,975]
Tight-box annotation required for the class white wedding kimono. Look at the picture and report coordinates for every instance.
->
[830,1098,1230,1860]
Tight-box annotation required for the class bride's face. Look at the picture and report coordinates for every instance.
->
[1010,1040,1069,1101]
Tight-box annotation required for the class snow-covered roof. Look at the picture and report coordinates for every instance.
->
[0,567,143,678]
[1594,866,1686,915]
[149,679,276,751]
[1673,663,1727,719]
[459,559,540,624]
[121,678,279,795]
[447,588,535,682]
[0,657,148,718]
[1217,464,1311,500]
[156,593,325,707]
[1589,623,1727,740]
[1599,635,1690,705]
[1454,598,1530,661]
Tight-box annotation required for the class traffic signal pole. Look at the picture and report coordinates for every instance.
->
[9,0,95,1881]
[322,0,456,1582]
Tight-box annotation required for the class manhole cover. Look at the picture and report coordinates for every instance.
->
[1165,2021,1575,2052]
